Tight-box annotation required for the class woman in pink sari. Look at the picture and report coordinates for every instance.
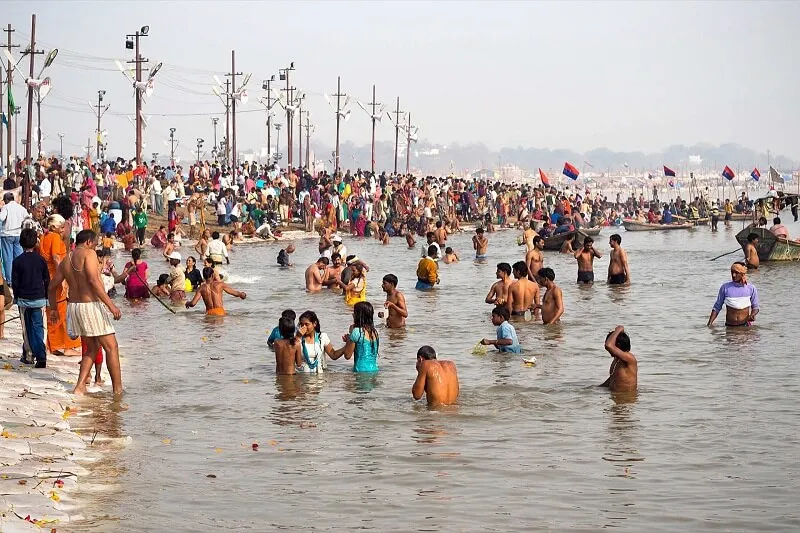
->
[115,248,150,299]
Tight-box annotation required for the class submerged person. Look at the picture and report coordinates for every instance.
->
[707,262,759,327]
[506,261,540,319]
[412,345,459,407]
[277,243,295,267]
[296,310,337,374]
[537,267,564,325]
[743,233,760,270]
[305,257,329,292]
[479,306,521,353]
[600,325,638,392]
[416,245,440,290]
[378,274,408,328]
[443,247,459,264]
[185,267,247,316]
[526,235,545,282]
[607,233,630,285]
[268,309,296,349]
[166,252,186,302]
[273,316,302,375]
[330,301,380,372]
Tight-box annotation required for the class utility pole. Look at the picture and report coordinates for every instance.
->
[260,75,276,162]
[93,90,109,161]
[85,137,92,161]
[224,78,231,166]
[21,14,45,208]
[0,24,19,174]
[367,85,381,174]
[333,76,346,175]
[225,50,242,179]
[57,133,63,160]
[169,127,176,164]
[274,123,282,161]
[303,113,314,174]
[298,105,306,170]
[211,117,219,162]
[405,112,413,176]
[196,138,204,164]
[279,63,295,170]
[392,97,404,175]
[125,25,150,167]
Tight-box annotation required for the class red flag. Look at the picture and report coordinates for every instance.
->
[722,166,735,181]
[539,168,550,186]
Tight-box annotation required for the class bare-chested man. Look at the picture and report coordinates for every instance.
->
[526,235,545,282]
[48,229,123,396]
[378,273,408,328]
[185,267,246,316]
[434,220,448,247]
[600,325,637,392]
[473,227,488,259]
[186,191,202,238]
[412,345,459,407]
[485,263,512,306]
[507,261,540,320]
[537,267,564,325]
[322,253,344,289]
[305,257,330,292]
[607,233,630,285]
[521,220,538,252]
[194,229,210,260]
[744,233,760,270]
[574,236,602,284]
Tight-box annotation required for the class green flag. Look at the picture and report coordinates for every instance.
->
[7,87,15,115]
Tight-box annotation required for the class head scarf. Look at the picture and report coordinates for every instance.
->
[731,262,748,284]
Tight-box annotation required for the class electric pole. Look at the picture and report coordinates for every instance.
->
[367,85,381,174]
[85,137,92,161]
[211,117,219,162]
[196,138,204,164]
[224,78,231,166]
[392,97,404,175]
[279,63,295,170]
[303,113,314,174]
[405,112,413,176]
[274,123,282,161]
[169,127,176,164]
[333,76,347,175]
[20,14,45,208]
[225,51,242,178]
[93,90,109,161]
[57,133,63,160]
[125,25,150,167]
[297,101,306,170]
[259,75,276,162]
[0,24,18,173]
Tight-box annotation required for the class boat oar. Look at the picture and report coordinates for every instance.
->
[132,268,176,314]
[709,248,742,261]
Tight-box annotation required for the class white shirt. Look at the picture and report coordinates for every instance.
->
[38,178,52,198]
[297,332,331,373]
[151,180,162,194]
[165,185,177,202]
[0,200,29,237]
[216,199,227,215]
[207,239,228,260]
[421,241,442,259]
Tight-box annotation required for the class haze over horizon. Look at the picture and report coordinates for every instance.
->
[3,1,799,165]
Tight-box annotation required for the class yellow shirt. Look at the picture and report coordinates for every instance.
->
[102,237,114,249]
[416,257,438,284]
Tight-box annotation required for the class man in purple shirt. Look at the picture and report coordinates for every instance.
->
[707,262,760,327]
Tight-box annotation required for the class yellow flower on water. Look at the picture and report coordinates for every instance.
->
[214,447,223,453]
[162,438,172,445]
[49,491,60,502]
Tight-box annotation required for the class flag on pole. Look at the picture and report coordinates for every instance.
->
[647,172,654,180]
[722,165,735,181]
[668,179,675,188]
[750,168,760,181]
[562,162,579,180]
[663,165,676,177]
[768,166,784,184]
[7,88,15,115]
[539,168,550,187]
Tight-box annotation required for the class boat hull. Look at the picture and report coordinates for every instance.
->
[736,226,800,261]
[622,220,693,232]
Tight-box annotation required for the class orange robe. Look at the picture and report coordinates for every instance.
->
[39,231,81,352]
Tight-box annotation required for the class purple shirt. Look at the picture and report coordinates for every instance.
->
[712,281,759,313]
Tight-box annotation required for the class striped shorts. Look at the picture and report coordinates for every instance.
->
[66,301,115,339]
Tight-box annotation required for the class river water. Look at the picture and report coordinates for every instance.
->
[64,217,800,532]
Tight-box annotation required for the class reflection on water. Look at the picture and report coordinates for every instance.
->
[64,224,800,531]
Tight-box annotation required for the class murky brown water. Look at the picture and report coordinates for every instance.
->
[64,218,800,532]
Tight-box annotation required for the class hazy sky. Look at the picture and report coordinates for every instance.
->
[3,1,799,162]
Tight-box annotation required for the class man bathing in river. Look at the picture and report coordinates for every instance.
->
[378,274,408,328]
[607,234,630,285]
[537,267,564,325]
[412,346,459,407]
[305,257,330,292]
[507,261,540,319]
[48,229,123,396]
[526,235,544,282]
[574,236,602,284]
[707,262,759,327]
[473,227,488,259]
[485,262,512,306]
[185,267,247,316]
[600,325,637,392]
[744,233,760,270]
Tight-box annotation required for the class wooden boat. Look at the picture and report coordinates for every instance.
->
[543,230,590,251]
[729,212,753,222]
[622,220,693,232]
[581,226,602,236]
[674,215,710,226]
[736,226,800,261]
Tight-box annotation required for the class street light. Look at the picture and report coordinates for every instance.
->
[196,138,204,164]
[211,117,219,162]
[57,133,64,161]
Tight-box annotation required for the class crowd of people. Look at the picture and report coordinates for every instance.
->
[1,152,788,406]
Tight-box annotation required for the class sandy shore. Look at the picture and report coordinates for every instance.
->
[0,309,124,531]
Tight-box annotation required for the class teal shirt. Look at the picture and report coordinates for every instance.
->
[350,327,379,372]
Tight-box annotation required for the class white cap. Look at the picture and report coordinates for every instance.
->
[332,234,342,243]
[168,252,182,261]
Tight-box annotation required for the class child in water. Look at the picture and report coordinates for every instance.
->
[331,301,380,372]
[480,306,521,353]
[152,274,171,297]
[273,316,302,375]
[443,247,460,264]
[268,309,296,349]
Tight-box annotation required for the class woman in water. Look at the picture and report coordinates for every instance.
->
[115,247,150,299]
[296,310,337,374]
[184,256,202,291]
[331,301,379,372]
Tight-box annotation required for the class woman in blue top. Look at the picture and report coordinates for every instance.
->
[331,301,379,372]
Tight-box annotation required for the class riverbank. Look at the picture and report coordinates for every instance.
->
[0,311,122,531]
